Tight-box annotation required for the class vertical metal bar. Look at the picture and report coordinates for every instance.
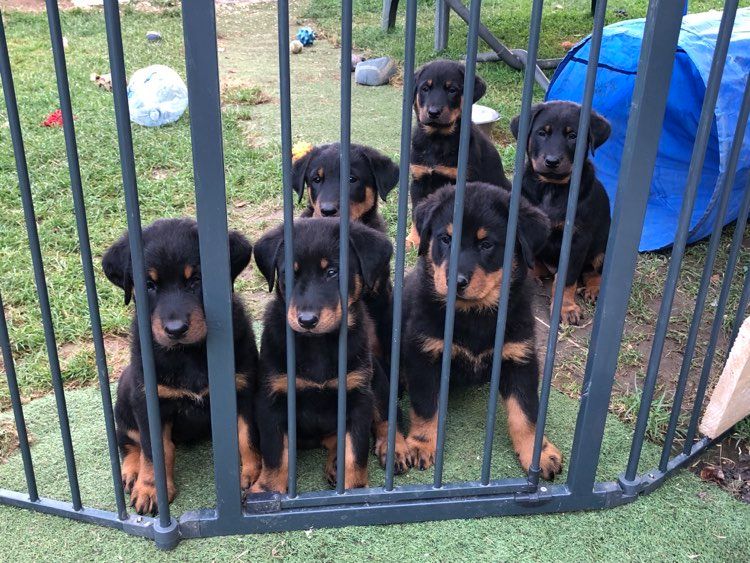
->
[479,0,545,485]
[566,0,684,496]
[682,168,750,451]
[0,9,82,511]
[181,0,242,520]
[384,0,417,491]
[730,265,750,348]
[277,0,298,499]
[656,0,740,472]
[0,291,38,501]
[435,0,450,51]
[529,0,608,488]
[433,0,483,488]
[102,0,174,537]
[336,0,353,494]
[44,0,127,520]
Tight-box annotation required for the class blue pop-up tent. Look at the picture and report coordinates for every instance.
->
[547,9,750,252]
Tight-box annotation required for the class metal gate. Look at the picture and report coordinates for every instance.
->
[1,0,748,550]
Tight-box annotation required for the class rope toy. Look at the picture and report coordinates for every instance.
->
[295,27,316,47]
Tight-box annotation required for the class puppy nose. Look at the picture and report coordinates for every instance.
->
[164,320,189,339]
[297,311,319,329]
[544,156,560,169]
[319,203,338,217]
[427,106,441,119]
[456,274,470,292]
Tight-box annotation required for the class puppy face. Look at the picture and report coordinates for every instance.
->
[413,60,486,133]
[292,143,399,221]
[254,218,392,335]
[510,101,611,183]
[102,218,252,349]
[414,183,549,310]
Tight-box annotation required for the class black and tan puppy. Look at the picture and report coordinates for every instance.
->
[511,100,611,325]
[292,142,399,232]
[408,59,511,246]
[292,142,398,363]
[250,218,409,493]
[401,183,563,480]
[103,218,260,514]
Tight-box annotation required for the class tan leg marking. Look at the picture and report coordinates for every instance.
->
[405,410,438,470]
[321,434,369,489]
[121,436,140,493]
[552,277,582,325]
[130,423,176,515]
[505,396,563,480]
[581,270,602,303]
[374,420,409,475]
[238,416,262,490]
[249,436,289,494]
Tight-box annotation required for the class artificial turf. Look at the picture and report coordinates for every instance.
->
[1,384,749,560]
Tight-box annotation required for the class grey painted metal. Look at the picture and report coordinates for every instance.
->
[530,0,607,487]
[479,0,544,486]
[277,0,299,498]
[0,10,83,511]
[337,0,353,495]
[0,292,38,500]
[384,0,417,491]
[433,0,483,488]
[44,0,127,520]
[435,0,450,51]
[683,87,750,454]
[381,0,399,31]
[102,0,177,543]
[567,0,685,497]
[182,0,243,522]
[656,0,740,472]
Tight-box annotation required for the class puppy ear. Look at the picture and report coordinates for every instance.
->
[516,196,550,269]
[412,66,423,103]
[349,223,393,289]
[413,189,448,256]
[254,224,285,292]
[291,146,317,204]
[588,109,611,155]
[361,146,399,200]
[472,73,487,102]
[510,102,545,140]
[228,230,253,282]
[102,232,133,305]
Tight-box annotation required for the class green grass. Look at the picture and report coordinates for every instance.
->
[1,383,749,560]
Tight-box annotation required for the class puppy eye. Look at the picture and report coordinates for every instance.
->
[312,176,322,184]
[537,129,547,137]
[187,276,201,291]
[326,268,338,279]
[439,233,452,245]
[349,175,357,184]
[479,240,494,251]
[447,87,458,95]
[146,280,157,292]
[568,132,577,140]
[421,84,430,92]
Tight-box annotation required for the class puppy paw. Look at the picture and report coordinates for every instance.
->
[581,284,600,303]
[121,468,138,494]
[240,464,261,492]
[130,480,158,515]
[406,435,436,471]
[539,440,564,481]
[560,301,582,325]
[375,432,410,475]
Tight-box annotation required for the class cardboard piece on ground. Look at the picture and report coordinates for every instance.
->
[700,315,750,438]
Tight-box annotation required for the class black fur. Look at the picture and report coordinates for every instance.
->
[250,218,408,493]
[511,100,612,325]
[401,183,563,479]
[410,60,511,225]
[102,218,259,514]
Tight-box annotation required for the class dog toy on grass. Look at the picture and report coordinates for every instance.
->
[296,27,315,46]
[41,109,68,127]
[290,39,304,54]
[292,141,314,162]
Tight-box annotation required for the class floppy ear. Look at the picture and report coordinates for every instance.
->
[413,188,449,257]
[228,230,253,282]
[588,110,611,155]
[361,146,399,200]
[102,232,133,305]
[472,73,487,102]
[253,224,285,292]
[510,102,545,140]
[291,147,317,204]
[349,223,393,289]
[412,65,425,104]
[515,197,550,269]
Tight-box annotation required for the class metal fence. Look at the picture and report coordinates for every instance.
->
[0,0,748,551]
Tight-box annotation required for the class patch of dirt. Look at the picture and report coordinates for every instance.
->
[150,166,177,181]
[693,436,750,503]
[0,0,72,11]
[0,418,33,464]
[58,333,130,381]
